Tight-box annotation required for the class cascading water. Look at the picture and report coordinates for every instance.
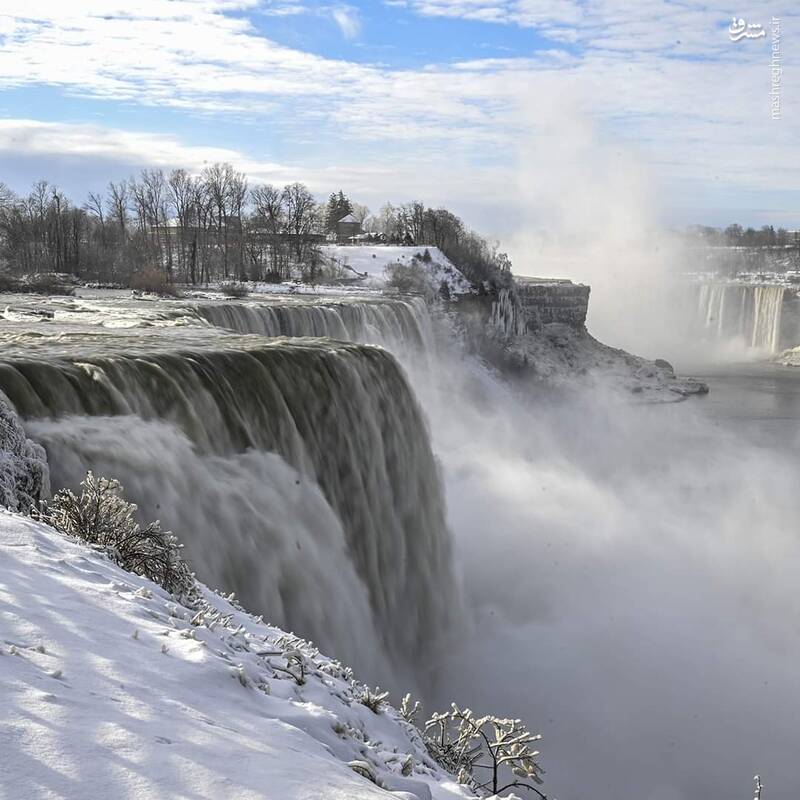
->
[696,283,786,352]
[4,287,800,798]
[0,331,456,686]
[194,297,431,350]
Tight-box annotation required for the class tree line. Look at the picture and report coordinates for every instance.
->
[0,165,511,290]
[688,223,799,249]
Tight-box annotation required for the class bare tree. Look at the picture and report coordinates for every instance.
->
[107,180,129,241]
[251,183,288,279]
[282,182,319,270]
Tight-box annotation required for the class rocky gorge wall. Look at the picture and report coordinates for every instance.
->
[514,277,591,328]
[454,276,706,398]
[456,277,590,343]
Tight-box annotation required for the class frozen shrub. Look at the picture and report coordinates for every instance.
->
[384,260,436,300]
[23,273,76,296]
[400,693,422,725]
[220,281,249,298]
[423,704,548,799]
[356,685,389,714]
[38,471,196,600]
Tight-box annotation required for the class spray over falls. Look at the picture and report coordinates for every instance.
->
[0,298,455,684]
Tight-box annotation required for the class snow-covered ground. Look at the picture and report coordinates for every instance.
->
[320,245,473,294]
[0,512,473,800]
[503,323,709,402]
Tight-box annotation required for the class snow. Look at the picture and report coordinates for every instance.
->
[0,512,474,800]
[0,396,49,512]
[775,346,800,367]
[320,246,473,294]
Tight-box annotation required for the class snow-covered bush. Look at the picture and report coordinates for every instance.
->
[400,692,422,725]
[0,393,48,512]
[22,272,76,296]
[384,259,437,300]
[356,685,389,714]
[37,471,196,600]
[220,281,249,298]
[422,703,548,799]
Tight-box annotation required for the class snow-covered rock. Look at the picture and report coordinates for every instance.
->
[775,346,800,367]
[0,394,48,512]
[506,323,710,402]
[457,289,708,402]
[0,512,473,800]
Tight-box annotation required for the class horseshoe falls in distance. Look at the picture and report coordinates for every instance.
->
[696,283,788,352]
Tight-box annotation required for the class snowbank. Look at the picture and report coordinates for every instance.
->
[0,513,473,800]
[320,246,473,295]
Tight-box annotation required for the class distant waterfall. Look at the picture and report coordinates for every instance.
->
[697,283,786,352]
[0,338,456,683]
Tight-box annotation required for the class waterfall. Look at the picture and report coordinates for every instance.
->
[0,337,456,684]
[194,297,432,350]
[696,283,785,352]
[751,286,785,352]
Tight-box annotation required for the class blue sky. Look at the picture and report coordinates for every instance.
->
[0,0,798,241]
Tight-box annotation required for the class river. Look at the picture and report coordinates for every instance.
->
[690,361,800,449]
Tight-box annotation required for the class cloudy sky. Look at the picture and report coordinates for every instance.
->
[0,0,797,236]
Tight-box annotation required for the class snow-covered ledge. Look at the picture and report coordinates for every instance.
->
[0,513,475,800]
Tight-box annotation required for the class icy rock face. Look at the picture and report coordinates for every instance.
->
[0,393,48,512]
[514,278,591,329]
[488,280,589,340]
[490,288,527,338]
[457,280,707,399]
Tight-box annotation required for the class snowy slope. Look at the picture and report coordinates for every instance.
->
[0,512,473,800]
[320,246,473,294]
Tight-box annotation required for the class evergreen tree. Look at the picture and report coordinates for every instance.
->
[325,191,353,232]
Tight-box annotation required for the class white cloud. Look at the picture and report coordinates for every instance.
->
[330,5,361,39]
[0,1,798,227]
[0,118,511,217]
[0,0,510,144]
[394,0,797,57]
